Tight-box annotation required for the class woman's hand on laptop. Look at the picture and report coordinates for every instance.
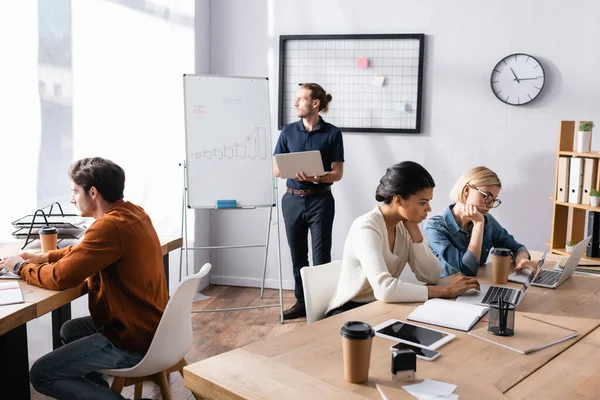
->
[428,275,481,299]
[515,253,540,272]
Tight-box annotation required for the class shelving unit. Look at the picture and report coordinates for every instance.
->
[550,121,600,261]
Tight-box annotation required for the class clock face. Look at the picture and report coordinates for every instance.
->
[490,53,545,106]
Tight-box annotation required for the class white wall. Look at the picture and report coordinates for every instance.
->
[0,3,41,242]
[71,0,196,292]
[202,0,600,289]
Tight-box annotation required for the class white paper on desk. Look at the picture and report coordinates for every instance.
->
[0,281,24,305]
[0,269,21,279]
[403,389,458,400]
[403,379,457,399]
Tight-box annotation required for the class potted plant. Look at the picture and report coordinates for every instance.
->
[590,188,600,207]
[566,240,575,253]
[577,121,594,152]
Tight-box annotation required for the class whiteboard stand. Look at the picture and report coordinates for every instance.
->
[178,161,285,323]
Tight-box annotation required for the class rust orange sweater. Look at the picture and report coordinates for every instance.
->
[19,200,169,355]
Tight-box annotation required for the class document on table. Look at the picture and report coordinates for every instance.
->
[0,281,24,306]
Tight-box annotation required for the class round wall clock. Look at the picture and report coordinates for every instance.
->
[490,53,545,106]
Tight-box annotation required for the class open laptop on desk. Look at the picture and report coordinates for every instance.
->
[456,249,546,307]
[508,236,592,289]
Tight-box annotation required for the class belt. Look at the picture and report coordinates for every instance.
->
[286,186,331,197]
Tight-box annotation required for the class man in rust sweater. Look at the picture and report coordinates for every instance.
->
[0,157,169,399]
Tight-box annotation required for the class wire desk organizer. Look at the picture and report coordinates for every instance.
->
[11,202,87,249]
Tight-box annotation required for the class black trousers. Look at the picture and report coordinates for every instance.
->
[282,190,335,304]
[325,301,368,318]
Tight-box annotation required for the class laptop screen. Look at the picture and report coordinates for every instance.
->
[519,249,547,296]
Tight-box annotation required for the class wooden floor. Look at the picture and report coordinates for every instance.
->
[30,286,304,399]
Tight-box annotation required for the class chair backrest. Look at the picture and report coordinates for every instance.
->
[300,260,342,324]
[109,263,211,377]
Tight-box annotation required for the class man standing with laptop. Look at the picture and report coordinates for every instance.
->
[273,83,344,320]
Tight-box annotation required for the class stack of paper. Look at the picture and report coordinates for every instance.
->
[402,379,458,399]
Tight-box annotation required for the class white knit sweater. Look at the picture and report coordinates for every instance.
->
[327,207,442,313]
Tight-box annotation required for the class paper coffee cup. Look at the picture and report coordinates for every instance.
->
[492,248,512,284]
[39,226,59,253]
[340,321,375,384]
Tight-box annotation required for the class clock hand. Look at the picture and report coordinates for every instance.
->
[515,77,541,81]
[510,68,520,83]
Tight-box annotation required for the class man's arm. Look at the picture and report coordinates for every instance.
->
[320,161,343,183]
[18,219,122,290]
[273,159,281,177]
[20,246,75,265]
[273,128,288,178]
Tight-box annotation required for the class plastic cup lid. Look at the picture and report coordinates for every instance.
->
[39,226,59,234]
[492,248,512,256]
[340,321,375,340]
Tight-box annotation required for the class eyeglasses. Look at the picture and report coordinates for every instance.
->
[469,185,502,208]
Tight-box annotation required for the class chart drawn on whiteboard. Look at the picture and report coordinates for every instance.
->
[190,126,268,160]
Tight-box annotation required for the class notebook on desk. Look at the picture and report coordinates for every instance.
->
[468,313,577,354]
[0,281,24,306]
[408,298,488,331]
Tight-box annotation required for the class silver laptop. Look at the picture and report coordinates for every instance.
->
[508,236,592,289]
[274,151,325,179]
[456,249,547,307]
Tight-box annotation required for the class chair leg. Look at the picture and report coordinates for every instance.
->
[110,376,126,394]
[155,371,172,400]
[133,382,143,399]
[177,358,188,376]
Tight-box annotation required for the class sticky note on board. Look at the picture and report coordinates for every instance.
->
[356,57,369,68]
[394,102,406,112]
[372,75,386,87]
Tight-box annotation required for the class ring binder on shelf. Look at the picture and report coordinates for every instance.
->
[11,202,87,249]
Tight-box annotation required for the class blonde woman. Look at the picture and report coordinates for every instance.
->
[424,167,538,278]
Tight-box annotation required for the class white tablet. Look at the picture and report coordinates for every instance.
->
[274,150,325,179]
[373,319,456,350]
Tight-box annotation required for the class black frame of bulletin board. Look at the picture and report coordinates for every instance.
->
[278,33,425,134]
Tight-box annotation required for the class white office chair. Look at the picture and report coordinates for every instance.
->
[300,260,342,324]
[100,263,212,400]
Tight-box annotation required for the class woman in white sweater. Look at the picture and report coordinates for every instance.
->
[326,161,480,317]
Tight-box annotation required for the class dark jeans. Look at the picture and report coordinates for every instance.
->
[30,316,144,400]
[282,190,335,304]
[325,301,368,318]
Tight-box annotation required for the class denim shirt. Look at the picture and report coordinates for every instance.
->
[424,204,528,278]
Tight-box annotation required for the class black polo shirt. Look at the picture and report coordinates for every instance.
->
[274,117,344,190]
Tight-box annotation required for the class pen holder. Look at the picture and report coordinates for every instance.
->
[488,300,515,336]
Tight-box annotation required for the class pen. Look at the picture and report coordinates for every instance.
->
[498,298,504,335]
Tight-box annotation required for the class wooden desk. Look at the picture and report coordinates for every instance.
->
[0,236,183,400]
[506,326,600,399]
[184,257,600,399]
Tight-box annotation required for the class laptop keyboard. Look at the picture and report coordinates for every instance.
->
[481,286,515,304]
[534,270,561,286]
